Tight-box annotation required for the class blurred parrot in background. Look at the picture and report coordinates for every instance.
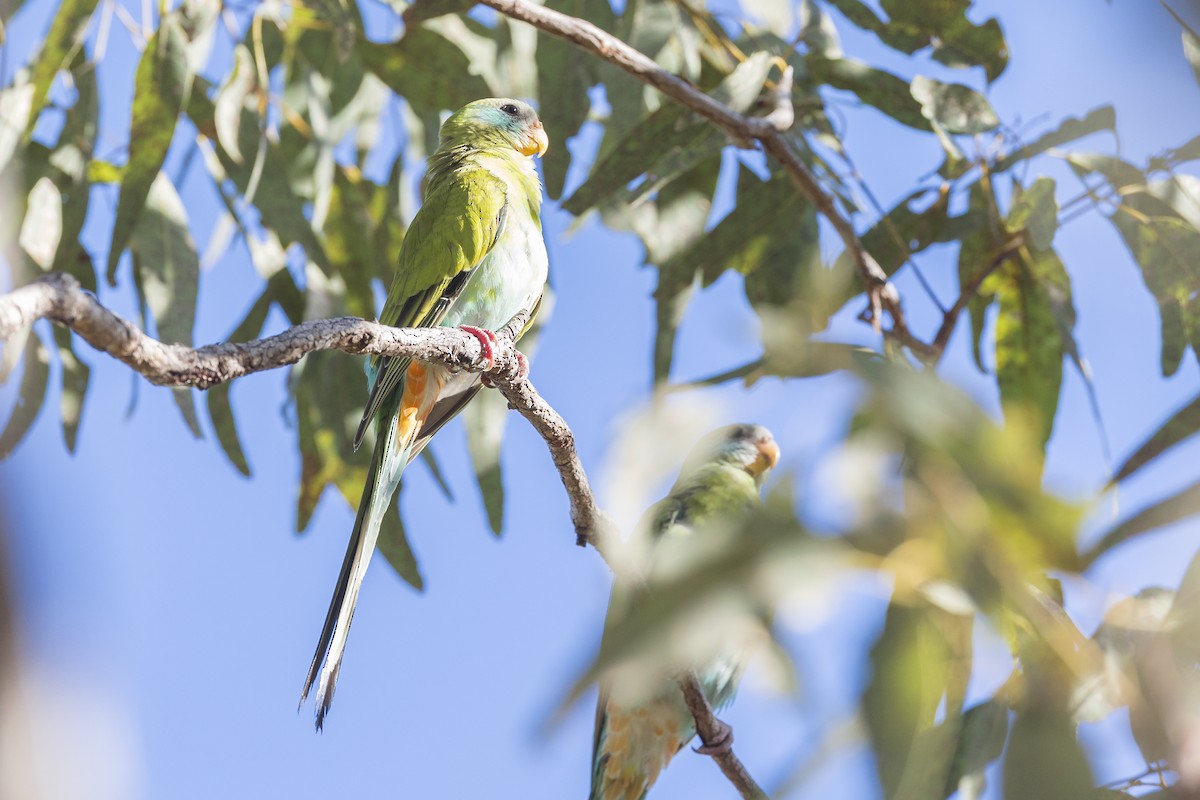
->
[591,424,780,800]
[301,98,549,729]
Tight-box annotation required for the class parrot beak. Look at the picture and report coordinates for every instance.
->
[518,122,549,157]
[748,438,780,477]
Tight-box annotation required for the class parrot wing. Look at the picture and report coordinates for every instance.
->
[353,168,509,450]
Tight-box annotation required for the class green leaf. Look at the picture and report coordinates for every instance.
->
[0,333,49,458]
[797,0,839,56]
[862,601,962,800]
[1003,680,1095,800]
[53,326,89,452]
[295,351,368,531]
[535,0,613,198]
[402,0,476,26]
[106,13,192,284]
[564,53,773,215]
[189,84,333,276]
[359,28,491,114]
[1008,177,1059,252]
[18,175,62,269]
[1111,212,1200,377]
[957,182,1000,372]
[629,156,718,384]
[807,55,932,131]
[943,700,1009,800]
[979,182,1071,453]
[1184,27,1200,88]
[1090,478,1200,561]
[828,0,1008,81]
[23,0,97,140]
[418,448,454,502]
[0,75,34,174]
[377,509,424,591]
[1113,392,1200,482]
[130,173,201,438]
[207,382,249,475]
[213,44,256,164]
[994,105,1115,172]
[984,248,1069,453]
[666,167,810,287]
[911,75,998,135]
[465,389,508,536]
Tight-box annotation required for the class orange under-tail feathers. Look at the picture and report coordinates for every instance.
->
[395,362,440,455]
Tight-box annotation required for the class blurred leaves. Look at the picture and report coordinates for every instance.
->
[826,0,1008,82]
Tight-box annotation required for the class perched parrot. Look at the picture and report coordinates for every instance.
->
[590,424,780,800]
[300,98,549,729]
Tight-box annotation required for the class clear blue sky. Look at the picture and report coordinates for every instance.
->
[1,1,1198,798]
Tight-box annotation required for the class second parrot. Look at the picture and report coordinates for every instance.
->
[591,424,780,800]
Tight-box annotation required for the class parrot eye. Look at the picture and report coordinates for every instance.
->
[500,103,520,116]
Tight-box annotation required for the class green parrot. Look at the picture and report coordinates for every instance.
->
[300,98,550,729]
[590,424,780,800]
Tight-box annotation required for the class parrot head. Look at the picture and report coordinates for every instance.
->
[440,97,549,158]
[683,424,780,484]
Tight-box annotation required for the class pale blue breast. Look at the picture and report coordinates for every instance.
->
[441,167,547,331]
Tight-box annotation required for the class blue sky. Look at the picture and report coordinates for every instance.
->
[1,0,1199,798]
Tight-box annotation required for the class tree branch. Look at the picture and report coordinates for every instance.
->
[679,671,771,799]
[0,273,615,548]
[477,0,909,337]
[0,272,766,799]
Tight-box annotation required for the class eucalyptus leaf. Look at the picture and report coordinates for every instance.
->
[377,508,424,591]
[807,55,931,131]
[106,13,192,284]
[911,76,999,135]
[465,389,508,536]
[1113,392,1200,483]
[0,333,49,459]
[535,0,613,198]
[23,0,97,140]
[130,174,201,437]
[359,28,491,114]
[994,105,1116,172]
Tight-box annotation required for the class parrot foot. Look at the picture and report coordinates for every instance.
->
[514,351,529,381]
[693,719,734,757]
[459,325,498,372]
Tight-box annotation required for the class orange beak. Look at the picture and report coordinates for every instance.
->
[749,438,780,476]
[517,122,549,157]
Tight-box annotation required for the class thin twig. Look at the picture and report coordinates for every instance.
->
[928,234,1025,361]
[476,0,911,340]
[0,271,761,798]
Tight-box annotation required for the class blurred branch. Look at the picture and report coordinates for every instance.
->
[477,0,915,341]
[679,670,771,800]
[0,272,765,798]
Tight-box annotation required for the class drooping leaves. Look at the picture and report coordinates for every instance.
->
[826,0,1008,82]
[979,178,1070,453]
[911,75,999,135]
[23,0,97,140]
[0,333,50,459]
[106,12,192,284]
[130,173,201,437]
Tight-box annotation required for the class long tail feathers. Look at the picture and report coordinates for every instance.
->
[300,363,439,730]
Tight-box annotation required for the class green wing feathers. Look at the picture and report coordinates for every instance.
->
[354,169,509,449]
